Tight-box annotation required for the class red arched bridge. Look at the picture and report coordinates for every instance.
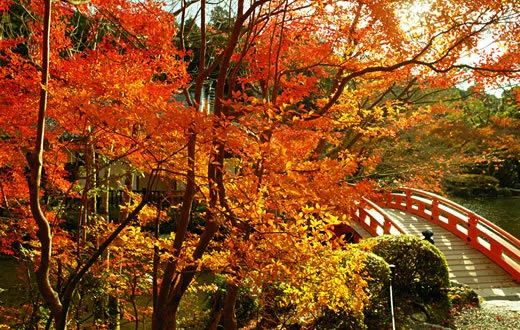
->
[352,188,520,299]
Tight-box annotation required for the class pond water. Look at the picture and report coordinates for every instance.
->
[451,196,520,239]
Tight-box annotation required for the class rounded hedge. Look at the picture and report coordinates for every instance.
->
[360,234,450,302]
[362,252,392,329]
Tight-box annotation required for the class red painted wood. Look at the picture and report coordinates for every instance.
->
[378,187,520,283]
[350,198,406,238]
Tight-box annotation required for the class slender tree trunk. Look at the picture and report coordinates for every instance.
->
[91,143,97,216]
[119,172,133,222]
[206,311,222,330]
[59,196,150,329]
[107,295,121,330]
[221,284,239,330]
[206,283,238,330]
[153,1,269,327]
[105,244,120,330]
[206,289,224,330]
[27,0,65,325]
[152,1,205,324]
[27,5,154,323]
[74,289,83,330]
[152,202,161,313]
[101,159,111,221]
[79,133,95,242]
[153,131,197,330]
[131,271,139,330]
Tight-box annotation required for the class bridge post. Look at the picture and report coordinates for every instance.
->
[431,199,439,224]
[385,191,392,207]
[467,213,478,247]
[405,189,412,210]
[383,216,392,234]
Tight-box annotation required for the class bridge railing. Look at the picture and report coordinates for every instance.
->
[352,197,406,237]
[379,187,520,282]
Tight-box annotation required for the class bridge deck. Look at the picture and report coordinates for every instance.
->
[384,208,519,292]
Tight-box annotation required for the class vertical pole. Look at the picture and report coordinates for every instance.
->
[431,198,439,224]
[389,264,396,330]
[383,215,392,234]
[467,213,478,247]
[405,189,412,211]
[386,191,392,207]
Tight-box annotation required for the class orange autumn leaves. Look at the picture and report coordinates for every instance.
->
[1,0,520,326]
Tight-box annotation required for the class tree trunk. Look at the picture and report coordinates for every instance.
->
[107,295,121,330]
[27,0,65,325]
[101,160,111,221]
[206,287,224,330]
[206,283,238,330]
[118,172,133,222]
[221,284,239,330]
[80,134,98,246]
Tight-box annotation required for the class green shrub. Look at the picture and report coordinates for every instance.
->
[235,285,258,328]
[444,174,500,197]
[359,235,451,325]
[360,235,449,301]
[362,252,391,329]
[177,290,211,330]
[255,236,450,328]
[312,308,367,330]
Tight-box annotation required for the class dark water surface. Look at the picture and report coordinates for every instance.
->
[451,196,520,239]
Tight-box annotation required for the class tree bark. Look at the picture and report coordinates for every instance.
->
[152,1,270,327]
[153,1,205,327]
[27,0,64,325]
[206,289,224,330]
[101,158,111,221]
[221,284,239,330]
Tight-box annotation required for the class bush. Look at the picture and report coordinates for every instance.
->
[444,174,500,197]
[311,251,391,330]
[360,235,449,301]
[362,252,392,329]
[359,235,451,325]
[235,285,259,328]
[312,308,367,330]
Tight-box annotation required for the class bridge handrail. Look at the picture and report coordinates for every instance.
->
[401,188,520,248]
[381,187,520,282]
[351,198,406,237]
[361,198,407,234]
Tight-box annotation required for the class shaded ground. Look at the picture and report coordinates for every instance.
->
[453,302,520,329]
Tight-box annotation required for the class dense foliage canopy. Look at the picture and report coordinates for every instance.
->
[0,0,519,328]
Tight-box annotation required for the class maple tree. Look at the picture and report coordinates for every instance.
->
[1,0,520,328]
[369,86,520,192]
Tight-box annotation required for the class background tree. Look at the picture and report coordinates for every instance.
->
[1,0,519,328]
